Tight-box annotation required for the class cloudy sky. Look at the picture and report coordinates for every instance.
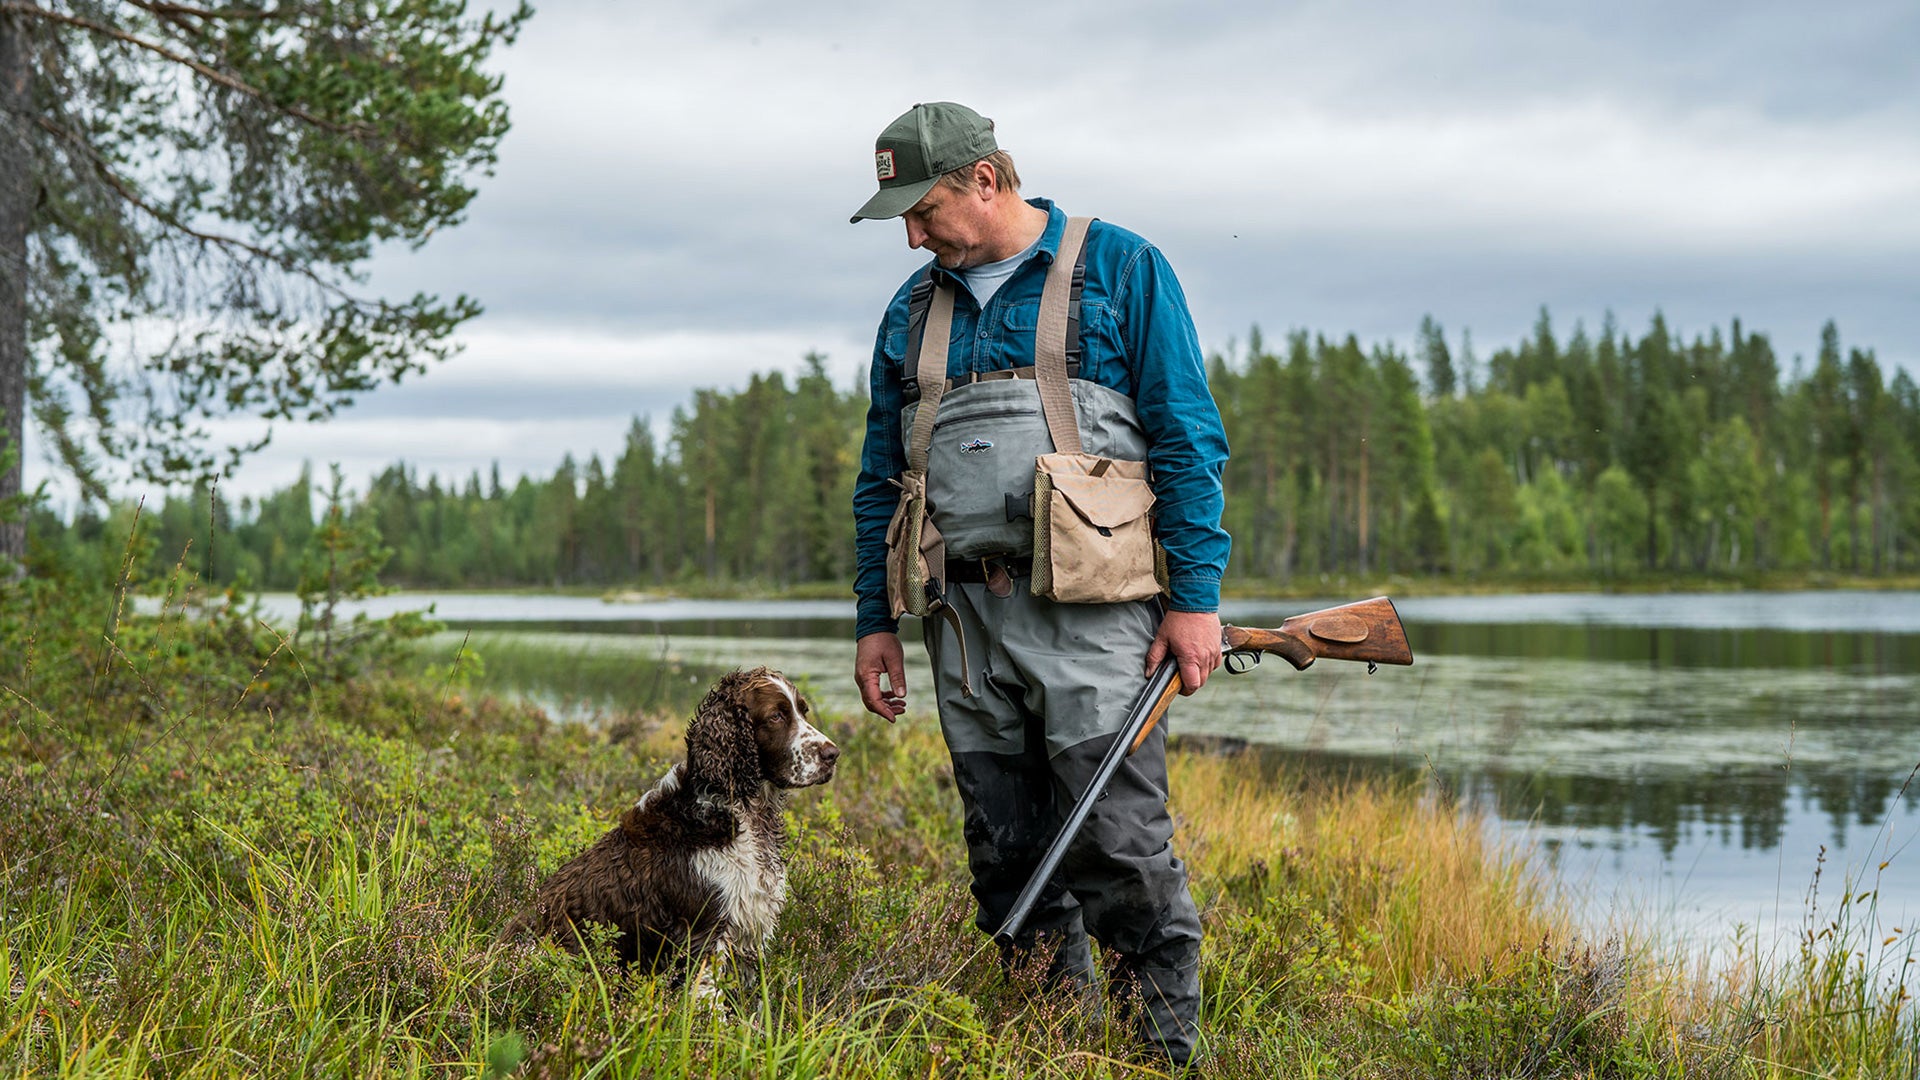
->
[28,0,1920,504]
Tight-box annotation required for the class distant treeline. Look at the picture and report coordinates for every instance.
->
[28,312,1920,589]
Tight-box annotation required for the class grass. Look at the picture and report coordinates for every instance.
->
[2,574,1916,1077]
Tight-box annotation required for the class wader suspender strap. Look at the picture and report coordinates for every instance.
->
[901,283,973,696]
[905,284,954,473]
[902,274,935,402]
[1034,216,1091,454]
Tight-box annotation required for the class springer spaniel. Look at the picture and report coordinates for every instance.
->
[520,667,838,992]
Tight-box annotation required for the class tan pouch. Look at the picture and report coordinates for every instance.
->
[1031,451,1162,604]
[883,471,974,695]
[885,470,945,618]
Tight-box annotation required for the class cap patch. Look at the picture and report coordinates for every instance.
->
[875,149,897,181]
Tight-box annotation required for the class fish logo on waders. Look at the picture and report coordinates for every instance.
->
[960,439,994,454]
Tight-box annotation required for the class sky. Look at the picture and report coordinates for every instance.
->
[25,0,1920,506]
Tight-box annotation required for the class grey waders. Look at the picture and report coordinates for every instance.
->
[896,218,1204,1066]
[925,574,1204,1064]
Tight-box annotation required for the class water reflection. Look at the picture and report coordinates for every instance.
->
[1458,763,1919,856]
[1408,622,1920,672]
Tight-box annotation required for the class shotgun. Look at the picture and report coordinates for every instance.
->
[992,596,1413,947]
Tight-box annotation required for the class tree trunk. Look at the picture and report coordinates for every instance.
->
[703,481,716,579]
[1848,484,1862,573]
[0,8,32,571]
[1644,483,1658,570]
[1870,464,1884,576]
[1356,436,1370,575]
[1817,482,1832,570]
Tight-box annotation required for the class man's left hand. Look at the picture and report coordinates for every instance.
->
[1145,609,1222,695]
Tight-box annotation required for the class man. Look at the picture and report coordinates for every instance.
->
[848,102,1229,1067]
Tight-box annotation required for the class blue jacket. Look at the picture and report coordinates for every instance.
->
[853,199,1230,640]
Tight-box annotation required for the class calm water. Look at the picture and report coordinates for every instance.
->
[255,589,1920,961]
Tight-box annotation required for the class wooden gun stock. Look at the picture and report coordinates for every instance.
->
[1224,595,1414,671]
[995,596,1414,946]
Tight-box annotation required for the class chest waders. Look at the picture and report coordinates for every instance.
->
[892,218,1204,1066]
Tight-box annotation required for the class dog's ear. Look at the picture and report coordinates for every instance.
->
[686,668,767,798]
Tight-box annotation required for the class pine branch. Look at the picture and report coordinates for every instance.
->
[29,111,430,321]
[118,0,295,23]
[114,0,294,44]
[32,113,343,292]
[0,1,365,136]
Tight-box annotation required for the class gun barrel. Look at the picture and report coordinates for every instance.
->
[993,656,1179,947]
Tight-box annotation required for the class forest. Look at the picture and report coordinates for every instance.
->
[25,310,1920,590]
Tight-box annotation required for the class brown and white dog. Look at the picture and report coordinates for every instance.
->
[520,667,838,991]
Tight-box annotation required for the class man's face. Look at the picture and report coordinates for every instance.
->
[901,178,990,269]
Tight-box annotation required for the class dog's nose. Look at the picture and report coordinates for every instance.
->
[822,742,841,767]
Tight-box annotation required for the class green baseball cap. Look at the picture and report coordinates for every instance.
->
[849,102,999,224]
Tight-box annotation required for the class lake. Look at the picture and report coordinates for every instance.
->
[255,589,1920,964]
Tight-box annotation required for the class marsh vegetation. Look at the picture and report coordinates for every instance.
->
[3,565,1916,1077]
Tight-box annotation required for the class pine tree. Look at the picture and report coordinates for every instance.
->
[1807,321,1847,569]
[1419,314,1455,398]
[0,0,529,565]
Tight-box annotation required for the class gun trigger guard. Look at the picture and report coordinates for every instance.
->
[1224,650,1260,675]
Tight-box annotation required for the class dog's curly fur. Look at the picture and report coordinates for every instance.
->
[515,667,837,986]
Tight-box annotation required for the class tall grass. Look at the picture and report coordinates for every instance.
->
[1689,808,1920,1078]
[2,572,1916,1076]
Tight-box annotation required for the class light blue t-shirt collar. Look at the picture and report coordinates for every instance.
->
[958,230,1044,306]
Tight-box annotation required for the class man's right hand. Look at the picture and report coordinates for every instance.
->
[855,631,908,721]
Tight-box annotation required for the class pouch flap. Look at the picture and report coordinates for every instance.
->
[1036,451,1149,481]
[1050,470,1155,529]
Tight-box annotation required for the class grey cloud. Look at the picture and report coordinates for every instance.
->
[1178,233,1919,372]
[624,0,1919,120]
[329,383,696,424]
[362,1,1918,375]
